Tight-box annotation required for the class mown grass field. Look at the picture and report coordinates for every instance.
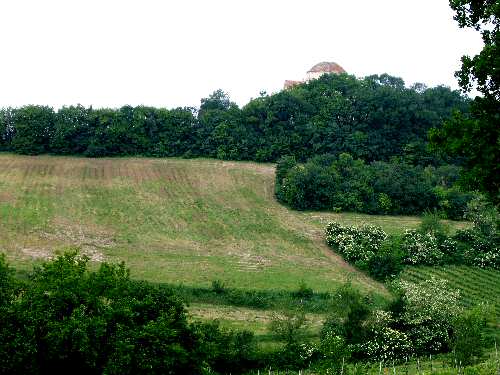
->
[1,154,497,343]
[0,154,387,293]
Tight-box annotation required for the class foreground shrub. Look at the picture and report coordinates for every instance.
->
[361,310,413,362]
[451,304,492,366]
[0,252,257,374]
[315,332,351,372]
[268,307,317,369]
[401,229,444,265]
[391,277,461,354]
[321,283,373,355]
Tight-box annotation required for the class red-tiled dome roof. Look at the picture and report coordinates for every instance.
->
[307,61,345,74]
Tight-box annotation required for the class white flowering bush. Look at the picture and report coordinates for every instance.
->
[401,229,444,265]
[325,222,387,263]
[454,223,500,269]
[439,237,459,257]
[360,310,413,362]
[463,237,500,268]
[362,327,413,362]
[296,342,317,364]
[393,277,462,354]
[463,196,498,236]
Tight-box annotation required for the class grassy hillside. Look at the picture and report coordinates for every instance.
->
[1,154,498,345]
[0,154,386,294]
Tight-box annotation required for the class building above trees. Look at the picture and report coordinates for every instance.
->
[284,61,346,89]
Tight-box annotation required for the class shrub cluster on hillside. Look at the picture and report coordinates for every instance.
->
[306,279,491,371]
[0,73,467,164]
[276,153,476,218]
[325,198,500,282]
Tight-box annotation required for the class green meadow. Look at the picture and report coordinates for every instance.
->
[1,154,498,343]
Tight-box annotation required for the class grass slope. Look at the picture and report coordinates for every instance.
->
[0,154,384,294]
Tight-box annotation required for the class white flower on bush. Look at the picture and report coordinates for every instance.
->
[394,277,461,353]
[367,310,393,328]
[297,342,317,363]
[439,238,458,256]
[358,310,413,362]
[455,228,500,269]
[470,247,500,268]
[325,222,387,263]
[363,326,413,362]
[401,229,444,265]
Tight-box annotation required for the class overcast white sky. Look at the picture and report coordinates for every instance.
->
[0,0,483,109]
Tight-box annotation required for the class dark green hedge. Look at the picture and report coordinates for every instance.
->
[275,153,475,218]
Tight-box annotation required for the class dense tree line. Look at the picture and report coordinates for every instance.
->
[275,153,475,218]
[0,73,468,163]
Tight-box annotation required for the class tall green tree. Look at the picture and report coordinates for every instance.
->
[51,105,93,154]
[0,108,15,151]
[11,106,55,155]
[430,0,500,203]
[195,90,242,158]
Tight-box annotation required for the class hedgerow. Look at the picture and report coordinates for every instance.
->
[276,153,475,217]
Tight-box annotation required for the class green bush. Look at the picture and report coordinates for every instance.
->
[293,281,314,300]
[321,283,373,351]
[366,247,403,281]
[275,155,297,201]
[211,279,227,294]
[0,252,259,374]
[451,305,492,366]
[453,197,500,269]
[316,331,351,372]
[419,211,450,236]
[276,153,465,215]
[435,186,476,220]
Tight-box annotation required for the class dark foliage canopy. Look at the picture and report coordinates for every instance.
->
[1,73,468,166]
[430,0,500,204]
[275,153,475,218]
[0,253,256,375]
